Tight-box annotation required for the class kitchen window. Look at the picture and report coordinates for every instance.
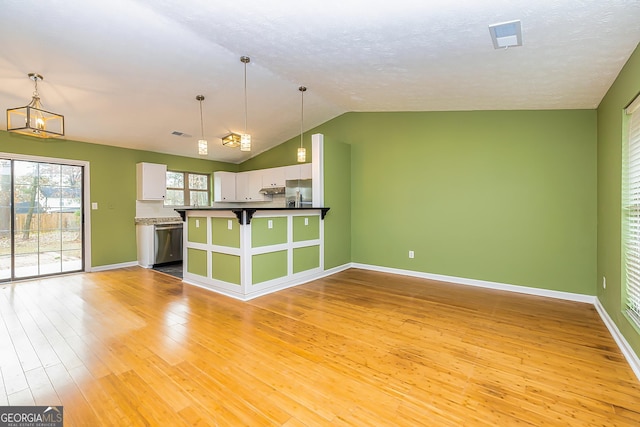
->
[624,92,640,328]
[165,171,210,207]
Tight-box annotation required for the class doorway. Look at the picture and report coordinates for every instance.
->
[0,158,84,281]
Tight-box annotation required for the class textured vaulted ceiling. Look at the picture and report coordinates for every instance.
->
[1,0,639,163]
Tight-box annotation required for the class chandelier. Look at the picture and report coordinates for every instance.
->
[6,73,64,138]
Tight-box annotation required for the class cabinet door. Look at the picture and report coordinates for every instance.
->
[284,165,301,181]
[137,162,167,200]
[246,170,264,201]
[236,171,264,201]
[213,172,236,202]
[262,167,286,187]
[235,172,249,201]
[300,163,312,180]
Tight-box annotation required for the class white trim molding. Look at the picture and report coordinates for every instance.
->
[351,263,596,303]
[594,299,640,382]
[90,261,138,272]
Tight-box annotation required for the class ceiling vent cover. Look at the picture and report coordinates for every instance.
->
[488,20,522,49]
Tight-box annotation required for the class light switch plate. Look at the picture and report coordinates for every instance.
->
[91,202,98,210]
[304,217,309,226]
[196,219,200,228]
[268,220,273,229]
[228,219,233,230]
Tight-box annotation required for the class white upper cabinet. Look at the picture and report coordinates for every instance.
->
[284,163,312,181]
[300,163,312,180]
[137,162,167,200]
[213,171,237,202]
[236,170,264,201]
[262,167,286,187]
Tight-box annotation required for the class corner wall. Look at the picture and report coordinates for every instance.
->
[597,43,640,356]
[247,109,598,296]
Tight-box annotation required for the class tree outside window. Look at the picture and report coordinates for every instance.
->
[165,171,209,207]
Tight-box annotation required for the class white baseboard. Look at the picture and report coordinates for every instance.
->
[351,263,596,303]
[322,263,352,277]
[594,299,640,382]
[89,261,138,272]
[351,262,640,382]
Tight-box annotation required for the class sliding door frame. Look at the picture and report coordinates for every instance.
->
[1,152,92,275]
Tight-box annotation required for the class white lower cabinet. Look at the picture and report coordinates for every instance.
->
[136,224,154,268]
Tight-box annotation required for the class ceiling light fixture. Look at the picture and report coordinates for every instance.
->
[488,20,522,49]
[240,56,251,152]
[221,132,241,148]
[297,86,307,163]
[6,73,64,138]
[196,95,207,156]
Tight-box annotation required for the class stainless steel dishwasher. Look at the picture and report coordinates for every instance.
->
[154,223,183,265]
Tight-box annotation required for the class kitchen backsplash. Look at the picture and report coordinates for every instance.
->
[135,194,287,218]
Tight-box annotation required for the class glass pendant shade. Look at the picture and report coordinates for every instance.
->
[198,139,208,155]
[297,86,307,163]
[7,73,64,138]
[196,95,207,156]
[297,147,306,163]
[240,133,251,152]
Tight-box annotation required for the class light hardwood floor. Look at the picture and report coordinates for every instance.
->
[1,267,640,426]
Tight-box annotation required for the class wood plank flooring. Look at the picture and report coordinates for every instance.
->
[1,267,639,426]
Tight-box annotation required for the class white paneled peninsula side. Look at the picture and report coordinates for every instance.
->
[175,207,330,300]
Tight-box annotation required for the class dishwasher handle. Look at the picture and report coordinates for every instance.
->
[154,224,183,230]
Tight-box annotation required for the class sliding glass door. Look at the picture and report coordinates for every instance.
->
[0,158,84,281]
[0,160,10,280]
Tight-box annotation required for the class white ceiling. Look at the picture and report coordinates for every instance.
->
[1,0,639,164]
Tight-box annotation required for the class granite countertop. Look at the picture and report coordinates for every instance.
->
[134,217,184,225]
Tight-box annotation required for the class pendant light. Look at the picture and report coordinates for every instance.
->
[240,56,251,152]
[6,73,64,138]
[297,86,307,163]
[221,132,241,148]
[196,95,207,156]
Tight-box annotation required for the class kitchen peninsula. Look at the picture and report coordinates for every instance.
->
[175,206,330,300]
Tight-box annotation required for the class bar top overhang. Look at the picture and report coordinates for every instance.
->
[174,207,330,224]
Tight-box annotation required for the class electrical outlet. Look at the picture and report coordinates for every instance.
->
[227,219,233,230]
[409,250,414,259]
[195,219,200,228]
[603,276,606,289]
[268,220,273,229]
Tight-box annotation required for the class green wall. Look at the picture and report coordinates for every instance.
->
[597,43,640,355]
[245,110,597,295]
[302,111,596,295]
[322,137,352,270]
[0,131,235,267]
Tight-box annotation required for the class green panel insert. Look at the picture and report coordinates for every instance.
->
[211,252,241,285]
[187,248,207,276]
[251,217,288,247]
[293,245,320,273]
[293,215,320,242]
[252,250,287,284]
[211,217,240,248]
[187,217,207,243]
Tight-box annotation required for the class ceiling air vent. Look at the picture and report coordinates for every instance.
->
[171,130,192,137]
[488,20,522,49]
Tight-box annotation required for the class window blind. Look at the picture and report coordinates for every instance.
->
[625,93,640,326]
